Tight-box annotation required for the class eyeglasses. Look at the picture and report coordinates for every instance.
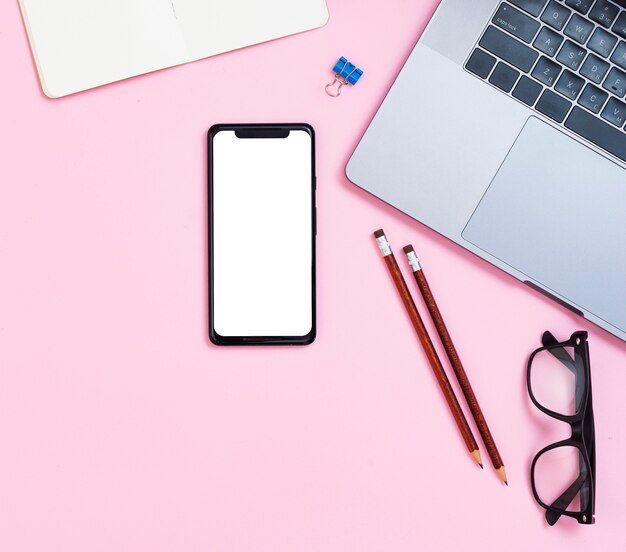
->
[526,331,595,526]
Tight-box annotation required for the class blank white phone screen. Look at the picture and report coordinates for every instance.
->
[212,129,313,337]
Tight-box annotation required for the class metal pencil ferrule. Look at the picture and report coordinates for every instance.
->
[406,250,421,272]
[376,235,392,256]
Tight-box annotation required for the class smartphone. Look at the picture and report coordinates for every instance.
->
[208,124,316,346]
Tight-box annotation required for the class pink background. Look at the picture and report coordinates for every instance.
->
[1,0,626,550]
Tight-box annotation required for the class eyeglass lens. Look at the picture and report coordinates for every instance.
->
[534,445,590,513]
[529,346,584,416]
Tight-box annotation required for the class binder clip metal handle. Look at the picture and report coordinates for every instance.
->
[325,75,348,97]
[325,56,363,98]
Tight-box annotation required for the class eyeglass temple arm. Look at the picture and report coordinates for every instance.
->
[545,473,586,526]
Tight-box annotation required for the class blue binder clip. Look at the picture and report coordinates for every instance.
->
[325,56,363,97]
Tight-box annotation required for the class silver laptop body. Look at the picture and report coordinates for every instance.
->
[347,0,626,341]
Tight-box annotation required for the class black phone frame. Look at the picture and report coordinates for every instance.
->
[208,123,316,346]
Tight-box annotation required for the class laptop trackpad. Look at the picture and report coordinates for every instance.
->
[462,116,626,332]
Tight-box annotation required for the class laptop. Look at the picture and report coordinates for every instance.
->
[347,0,626,342]
[18,0,329,98]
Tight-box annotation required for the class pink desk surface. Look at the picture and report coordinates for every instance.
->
[1,0,626,550]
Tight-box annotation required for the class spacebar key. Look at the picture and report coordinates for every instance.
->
[565,107,626,162]
[479,26,538,72]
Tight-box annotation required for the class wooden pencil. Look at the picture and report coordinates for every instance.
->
[374,230,483,469]
[402,244,507,485]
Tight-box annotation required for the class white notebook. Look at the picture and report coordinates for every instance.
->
[18,0,329,98]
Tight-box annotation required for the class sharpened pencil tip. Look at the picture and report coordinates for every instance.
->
[497,466,508,486]
[373,229,385,238]
[471,450,483,467]
[480,464,484,469]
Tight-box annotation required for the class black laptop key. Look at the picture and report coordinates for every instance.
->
[564,0,593,15]
[536,89,573,122]
[555,70,585,99]
[479,26,539,72]
[580,54,610,83]
[603,66,626,97]
[541,1,572,31]
[564,14,594,44]
[557,40,587,70]
[613,12,626,40]
[578,83,609,113]
[466,48,497,78]
[493,3,541,43]
[566,106,626,161]
[513,75,543,105]
[589,0,620,29]
[534,27,564,57]
[601,97,626,126]
[489,62,521,91]
[509,0,549,17]
[587,28,618,58]
[532,55,562,86]
[610,41,626,69]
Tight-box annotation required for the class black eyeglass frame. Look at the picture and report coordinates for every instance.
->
[526,331,595,526]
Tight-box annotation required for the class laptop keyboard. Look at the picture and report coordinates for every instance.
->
[466,0,626,162]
